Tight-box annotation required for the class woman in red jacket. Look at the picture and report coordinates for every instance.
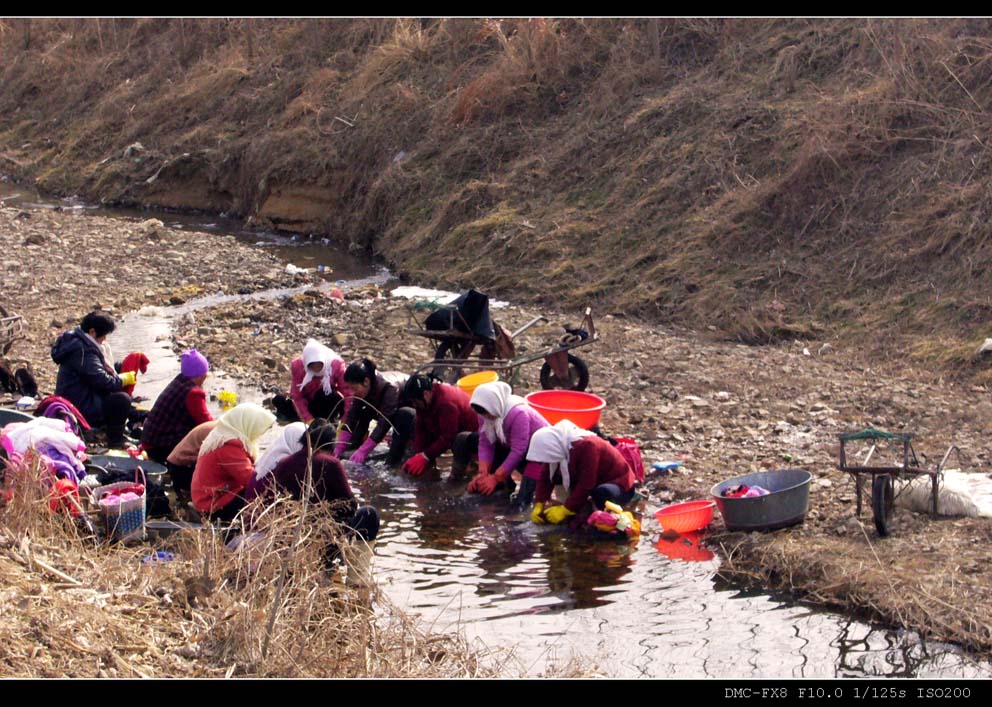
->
[526,419,636,525]
[191,403,276,522]
[399,374,478,479]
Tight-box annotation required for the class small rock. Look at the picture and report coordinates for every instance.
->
[332,333,348,347]
[123,142,145,158]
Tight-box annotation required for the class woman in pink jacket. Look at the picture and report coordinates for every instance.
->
[458,381,549,506]
[270,339,349,424]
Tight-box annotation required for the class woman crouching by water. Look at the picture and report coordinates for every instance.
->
[453,381,549,506]
[525,419,636,525]
[190,403,276,523]
[261,419,380,564]
[332,359,412,466]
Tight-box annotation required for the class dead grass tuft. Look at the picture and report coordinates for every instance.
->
[0,457,495,677]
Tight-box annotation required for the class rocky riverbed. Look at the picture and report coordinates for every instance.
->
[5,205,992,655]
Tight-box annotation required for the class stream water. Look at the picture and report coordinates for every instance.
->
[3,178,991,678]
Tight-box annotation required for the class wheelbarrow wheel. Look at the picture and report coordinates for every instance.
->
[539,354,589,392]
[872,473,894,537]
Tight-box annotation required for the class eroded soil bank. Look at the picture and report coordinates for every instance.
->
[5,206,992,657]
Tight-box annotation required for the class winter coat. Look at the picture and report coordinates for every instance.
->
[50,328,124,426]
[534,435,635,513]
[412,383,478,460]
[342,374,401,444]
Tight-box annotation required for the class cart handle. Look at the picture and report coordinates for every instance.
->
[510,316,549,340]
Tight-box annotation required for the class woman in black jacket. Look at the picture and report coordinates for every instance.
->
[332,359,413,465]
[50,311,135,447]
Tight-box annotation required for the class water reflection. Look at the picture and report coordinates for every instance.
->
[361,459,992,678]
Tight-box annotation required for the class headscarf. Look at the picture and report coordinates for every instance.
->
[253,422,306,482]
[198,403,276,461]
[525,419,594,491]
[298,339,341,396]
[470,381,525,446]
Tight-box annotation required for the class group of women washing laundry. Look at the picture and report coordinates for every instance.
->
[49,311,641,552]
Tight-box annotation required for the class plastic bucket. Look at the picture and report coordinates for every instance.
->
[457,370,499,398]
[710,469,812,532]
[525,390,606,429]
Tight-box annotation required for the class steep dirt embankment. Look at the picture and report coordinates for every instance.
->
[4,18,992,378]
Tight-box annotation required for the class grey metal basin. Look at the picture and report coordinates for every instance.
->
[710,469,812,532]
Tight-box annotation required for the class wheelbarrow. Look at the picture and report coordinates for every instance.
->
[407,290,598,390]
[837,428,961,537]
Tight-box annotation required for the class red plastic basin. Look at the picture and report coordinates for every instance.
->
[525,390,607,429]
[654,500,716,534]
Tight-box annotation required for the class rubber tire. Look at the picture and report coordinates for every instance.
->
[540,354,590,391]
[872,473,893,538]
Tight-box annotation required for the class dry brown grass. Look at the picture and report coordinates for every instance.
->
[0,456,496,677]
[714,516,992,654]
[6,19,992,380]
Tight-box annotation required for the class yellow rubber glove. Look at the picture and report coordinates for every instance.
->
[530,502,546,524]
[119,371,137,387]
[544,505,576,524]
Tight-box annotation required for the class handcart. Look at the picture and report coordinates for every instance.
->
[837,428,960,537]
[407,289,598,390]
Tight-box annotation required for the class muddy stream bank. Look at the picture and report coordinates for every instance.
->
[3,180,992,677]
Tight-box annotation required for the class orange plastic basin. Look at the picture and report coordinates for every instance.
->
[525,390,606,429]
[654,500,716,534]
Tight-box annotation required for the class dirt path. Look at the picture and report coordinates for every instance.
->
[5,205,992,655]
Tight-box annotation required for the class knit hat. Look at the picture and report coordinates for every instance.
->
[181,349,210,378]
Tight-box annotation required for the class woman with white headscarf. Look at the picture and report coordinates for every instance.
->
[270,339,349,424]
[457,381,549,503]
[191,403,276,522]
[252,421,307,484]
[525,419,636,525]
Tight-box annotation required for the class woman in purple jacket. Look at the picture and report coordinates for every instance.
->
[456,381,549,505]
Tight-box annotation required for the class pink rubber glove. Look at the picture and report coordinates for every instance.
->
[349,438,377,465]
[332,430,353,458]
[403,453,429,476]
